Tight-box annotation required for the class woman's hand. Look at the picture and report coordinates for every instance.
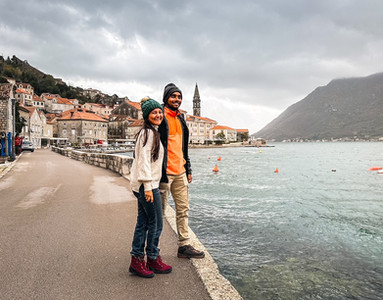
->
[145,190,154,203]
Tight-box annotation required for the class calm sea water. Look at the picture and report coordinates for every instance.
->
[184,142,383,300]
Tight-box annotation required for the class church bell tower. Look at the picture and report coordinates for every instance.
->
[193,83,201,116]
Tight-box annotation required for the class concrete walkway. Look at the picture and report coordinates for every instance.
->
[0,149,242,300]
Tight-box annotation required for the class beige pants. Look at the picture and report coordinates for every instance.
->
[160,173,190,246]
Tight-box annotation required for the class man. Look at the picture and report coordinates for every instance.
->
[159,83,205,259]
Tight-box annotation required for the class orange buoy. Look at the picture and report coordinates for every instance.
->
[217,156,222,161]
[369,167,382,171]
[213,165,219,172]
[274,168,279,173]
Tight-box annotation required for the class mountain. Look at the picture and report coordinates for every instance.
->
[253,73,383,141]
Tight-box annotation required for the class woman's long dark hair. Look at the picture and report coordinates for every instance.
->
[135,119,161,161]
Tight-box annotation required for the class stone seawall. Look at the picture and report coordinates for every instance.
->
[51,147,133,178]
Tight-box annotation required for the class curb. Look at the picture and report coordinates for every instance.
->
[0,154,22,180]
[164,204,243,300]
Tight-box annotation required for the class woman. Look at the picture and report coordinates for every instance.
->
[129,97,172,278]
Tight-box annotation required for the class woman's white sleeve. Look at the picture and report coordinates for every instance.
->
[136,131,153,191]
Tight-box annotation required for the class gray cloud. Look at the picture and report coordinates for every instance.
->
[2,0,383,133]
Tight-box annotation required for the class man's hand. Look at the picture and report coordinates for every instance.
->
[145,190,154,203]
[187,174,192,183]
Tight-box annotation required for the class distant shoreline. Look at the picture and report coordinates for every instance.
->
[189,144,275,149]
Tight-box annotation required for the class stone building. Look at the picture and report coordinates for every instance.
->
[186,115,217,144]
[83,103,115,116]
[39,112,53,146]
[108,116,136,140]
[15,87,33,106]
[41,93,78,113]
[57,109,108,145]
[16,83,34,94]
[20,106,43,148]
[32,94,45,111]
[125,119,144,140]
[0,83,14,159]
[82,88,103,99]
[210,125,238,143]
[250,137,267,147]
[45,113,61,138]
[236,129,249,142]
[111,100,142,119]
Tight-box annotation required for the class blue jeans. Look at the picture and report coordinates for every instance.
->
[130,185,163,259]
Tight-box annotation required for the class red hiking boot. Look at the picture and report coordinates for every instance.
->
[146,255,172,274]
[129,256,154,278]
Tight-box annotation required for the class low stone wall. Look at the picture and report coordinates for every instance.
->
[52,146,133,177]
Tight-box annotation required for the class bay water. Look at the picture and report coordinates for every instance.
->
[183,142,383,299]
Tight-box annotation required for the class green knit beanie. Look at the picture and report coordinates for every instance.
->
[140,97,163,120]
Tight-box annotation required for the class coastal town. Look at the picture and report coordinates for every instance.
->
[0,79,250,159]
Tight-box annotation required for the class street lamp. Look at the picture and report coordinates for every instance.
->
[10,98,16,161]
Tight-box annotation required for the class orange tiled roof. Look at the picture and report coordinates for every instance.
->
[57,97,75,105]
[211,125,236,131]
[15,88,32,95]
[236,129,249,133]
[22,106,37,116]
[45,113,61,122]
[127,100,141,110]
[33,94,44,102]
[58,109,108,122]
[41,93,61,98]
[18,83,32,89]
[187,115,217,123]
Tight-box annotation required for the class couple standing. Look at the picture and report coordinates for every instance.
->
[129,83,205,278]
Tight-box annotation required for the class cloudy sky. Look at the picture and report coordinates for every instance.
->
[2,0,383,133]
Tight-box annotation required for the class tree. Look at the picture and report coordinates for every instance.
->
[215,131,226,143]
[241,132,249,142]
[0,76,8,83]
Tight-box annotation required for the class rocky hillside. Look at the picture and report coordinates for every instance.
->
[253,73,383,141]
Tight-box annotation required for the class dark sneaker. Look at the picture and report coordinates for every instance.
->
[177,244,205,259]
[147,255,172,274]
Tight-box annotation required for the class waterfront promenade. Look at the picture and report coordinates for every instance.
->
[0,149,240,299]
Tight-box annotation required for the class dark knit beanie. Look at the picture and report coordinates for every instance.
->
[162,83,182,104]
[140,97,163,120]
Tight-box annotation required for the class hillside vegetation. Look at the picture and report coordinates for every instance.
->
[0,55,121,105]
